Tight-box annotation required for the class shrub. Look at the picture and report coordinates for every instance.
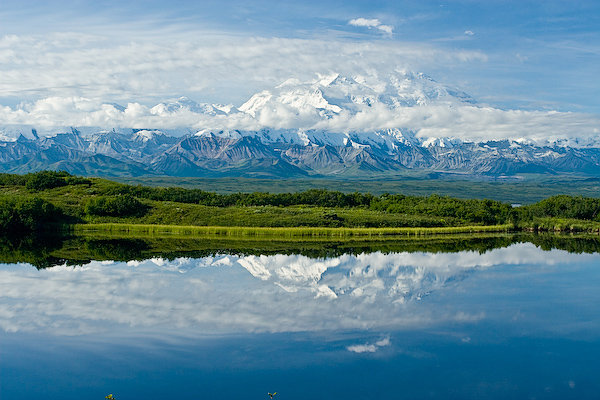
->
[0,173,28,186]
[65,176,92,186]
[520,195,600,221]
[25,171,70,191]
[370,194,512,225]
[0,196,62,231]
[85,195,147,217]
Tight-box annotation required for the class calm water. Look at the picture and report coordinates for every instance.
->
[1,240,600,399]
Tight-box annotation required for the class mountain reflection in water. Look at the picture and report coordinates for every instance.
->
[1,242,598,336]
[1,236,600,400]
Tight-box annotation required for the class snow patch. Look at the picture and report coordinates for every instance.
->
[239,90,273,117]
[132,130,164,141]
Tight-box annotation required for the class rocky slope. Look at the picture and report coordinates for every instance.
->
[1,127,599,178]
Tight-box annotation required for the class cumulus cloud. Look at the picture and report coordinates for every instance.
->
[348,18,394,36]
[464,30,474,36]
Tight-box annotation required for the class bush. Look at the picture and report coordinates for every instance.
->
[25,171,70,191]
[0,173,28,186]
[65,176,92,186]
[370,194,513,225]
[520,195,600,221]
[85,195,147,217]
[0,196,62,231]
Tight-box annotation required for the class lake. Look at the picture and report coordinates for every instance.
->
[1,234,599,399]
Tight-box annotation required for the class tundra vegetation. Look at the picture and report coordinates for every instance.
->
[0,171,599,235]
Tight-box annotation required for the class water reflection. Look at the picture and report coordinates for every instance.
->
[2,243,599,337]
[2,238,600,400]
[3,232,600,269]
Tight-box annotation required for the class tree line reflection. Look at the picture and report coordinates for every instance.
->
[1,232,599,269]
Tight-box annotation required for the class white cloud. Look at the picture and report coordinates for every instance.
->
[1,92,599,144]
[349,18,382,29]
[347,344,378,353]
[348,18,394,36]
[464,30,474,36]
[347,336,391,353]
[379,25,395,36]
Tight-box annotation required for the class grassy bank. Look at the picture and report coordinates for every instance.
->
[519,217,600,233]
[72,223,514,238]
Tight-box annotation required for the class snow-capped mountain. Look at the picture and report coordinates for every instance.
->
[0,70,599,178]
[239,69,475,118]
[1,125,599,178]
[151,97,234,116]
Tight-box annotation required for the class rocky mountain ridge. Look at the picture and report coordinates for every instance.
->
[1,127,599,178]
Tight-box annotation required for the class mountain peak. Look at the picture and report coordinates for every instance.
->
[238,70,476,121]
[132,129,166,142]
[238,90,273,117]
[317,72,341,87]
[151,97,231,116]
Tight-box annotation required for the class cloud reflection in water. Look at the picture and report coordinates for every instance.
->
[0,243,597,336]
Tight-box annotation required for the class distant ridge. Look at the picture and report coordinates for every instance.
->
[1,128,599,178]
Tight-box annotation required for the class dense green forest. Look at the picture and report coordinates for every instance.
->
[0,171,599,234]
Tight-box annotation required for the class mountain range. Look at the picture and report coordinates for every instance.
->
[1,70,599,178]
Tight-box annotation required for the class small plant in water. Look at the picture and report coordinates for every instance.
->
[268,392,277,399]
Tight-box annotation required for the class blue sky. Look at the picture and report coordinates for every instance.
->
[0,0,599,140]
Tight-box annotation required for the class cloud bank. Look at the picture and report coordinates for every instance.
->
[1,95,599,144]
